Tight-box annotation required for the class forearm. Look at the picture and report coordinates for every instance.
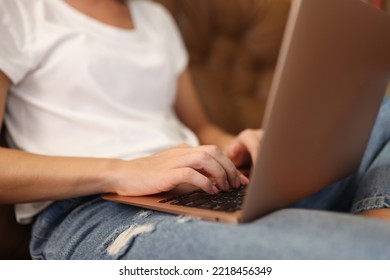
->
[0,147,120,204]
[174,70,236,151]
[194,122,235,152]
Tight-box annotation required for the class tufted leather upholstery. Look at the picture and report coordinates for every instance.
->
[0,0,291,259]
[156,0,290,133]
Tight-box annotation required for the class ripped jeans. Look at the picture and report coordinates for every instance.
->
[30,98,390,259]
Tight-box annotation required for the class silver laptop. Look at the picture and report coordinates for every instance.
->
[103,0,390,223]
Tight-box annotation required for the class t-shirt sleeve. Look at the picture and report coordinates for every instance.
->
[0,0,36,84]
[151,2,189,75]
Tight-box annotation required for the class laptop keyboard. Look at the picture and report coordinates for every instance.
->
[158,186,246,212]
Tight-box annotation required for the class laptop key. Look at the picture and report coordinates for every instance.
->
[159,186,246,212]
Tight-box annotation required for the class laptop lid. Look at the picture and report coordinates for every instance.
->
[104,0,390,224]
[241,0,390,222]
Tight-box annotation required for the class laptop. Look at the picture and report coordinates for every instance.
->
[103,0,390,224]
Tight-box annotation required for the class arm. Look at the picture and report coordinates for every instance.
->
[0,71,122,203]
[0,71,243,204]
[174,69,235,149]
[175,69,262,167]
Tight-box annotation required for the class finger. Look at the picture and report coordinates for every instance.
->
[173,149,230,190]
[171,168,219,194]
[227,142,251,167]
[166,145,240,189]
[158,145,231,190]
[239,172,250,186]
[238,129,262,164]
[196,145,241,189]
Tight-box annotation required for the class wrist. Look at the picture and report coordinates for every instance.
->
[96,158,127,195]
[197,123,235,150]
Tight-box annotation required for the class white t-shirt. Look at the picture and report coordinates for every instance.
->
[0,0,199,223]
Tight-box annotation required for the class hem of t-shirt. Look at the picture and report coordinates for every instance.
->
[176,51,189,76]
[15,201,54,224]
[0,60,25,84]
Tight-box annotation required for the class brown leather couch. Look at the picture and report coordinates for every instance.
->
[0,0,290,259]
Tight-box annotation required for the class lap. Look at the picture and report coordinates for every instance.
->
[30,98,390,260]
[31,197,390,259]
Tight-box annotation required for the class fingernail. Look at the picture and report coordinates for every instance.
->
[212,186,220,194]
[240,174,250,185]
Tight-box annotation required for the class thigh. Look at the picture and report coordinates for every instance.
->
[352,139,390,213]
[31,197,390,260]
[357,97,390,176]
[350,97,390,212]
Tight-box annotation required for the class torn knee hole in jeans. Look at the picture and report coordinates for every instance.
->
[107,223,155,256]
[106,213,194,257]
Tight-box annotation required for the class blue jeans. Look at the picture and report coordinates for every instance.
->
[30,98,390,260]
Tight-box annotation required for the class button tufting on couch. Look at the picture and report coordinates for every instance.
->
[157,0,290,133]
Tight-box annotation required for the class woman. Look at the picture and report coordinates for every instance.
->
[0,0,390,259]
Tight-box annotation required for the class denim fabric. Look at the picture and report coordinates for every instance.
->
[352,141,390,213]
[30,200,390,260]
[30,98,390,260]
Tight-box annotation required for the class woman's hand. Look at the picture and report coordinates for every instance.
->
[111,144,249,197]
[224,129,263,168]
